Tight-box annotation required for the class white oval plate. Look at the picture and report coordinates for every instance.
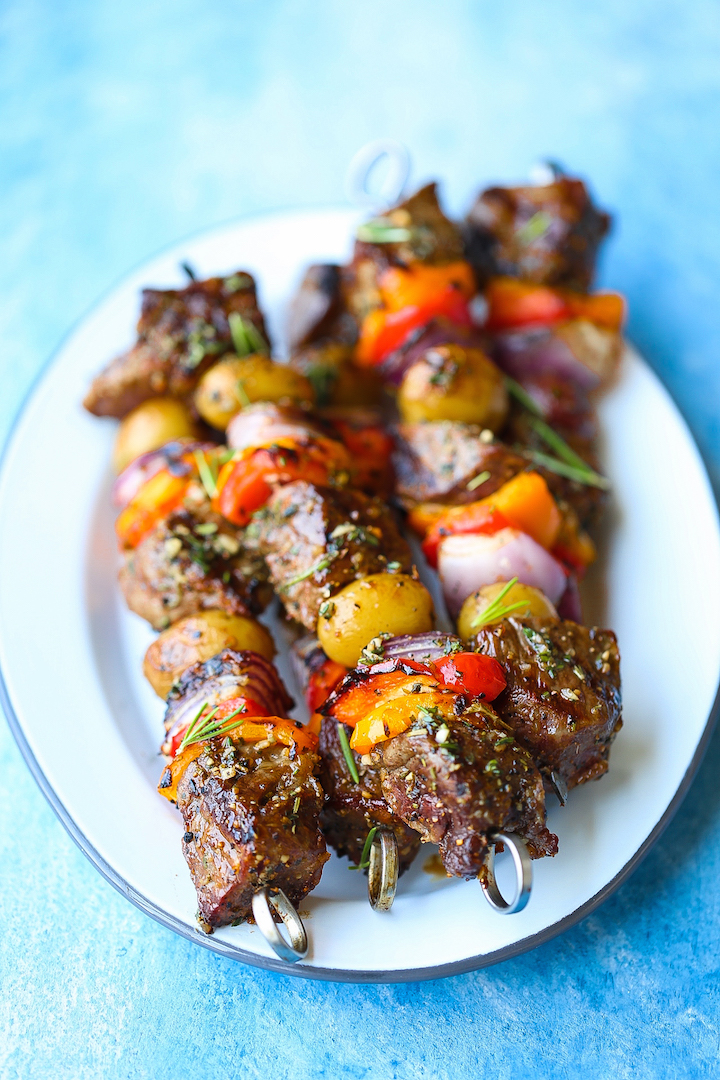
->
[1,209,719,982]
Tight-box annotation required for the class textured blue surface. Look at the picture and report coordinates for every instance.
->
[2,2,720,1077]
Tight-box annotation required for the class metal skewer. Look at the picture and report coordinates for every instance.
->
[345,139,411,211]
[367,827,399,911]
[251,886,309,962]
[480,832,532,915]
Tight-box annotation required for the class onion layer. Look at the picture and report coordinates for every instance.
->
[378,632,464,666]
[438,528,567,615]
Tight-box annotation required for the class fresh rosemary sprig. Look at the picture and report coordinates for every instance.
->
[470,577,531,629]
[466,470,491,492]
[279,555,332,590]
[178,702,248,752]
[337,723,360,784]
[515,211,551,246]
[527,450,610,490]
[235,378,251,407]
[349,826,379,870]
[181,260,197,280]
[505,376,610,490]
[356,220,414,244]
[194,449,218,499]
[228,312,269,356]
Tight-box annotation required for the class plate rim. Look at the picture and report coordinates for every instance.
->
[2,206,719,983]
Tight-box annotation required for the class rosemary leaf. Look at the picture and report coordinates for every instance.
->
[356,221,413,244]
[470,576,531,629]
[466,470,491,491]
[193,449,218,499]
[337,723,360,784]
[350,826,379,870]
[527,450,610,490]
[279,555,331,590]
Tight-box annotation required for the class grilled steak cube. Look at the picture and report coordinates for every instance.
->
[286,264,358,351]
[349,184,465,322]
[120,507,270,630]
[251,480,413,629]
[318,717,421,873]
[84,271,268,418]
[393,421,529,509]
[465,175,611,290]
[175,735,328,927]
[375,708,557,878]
[474,616,622,794]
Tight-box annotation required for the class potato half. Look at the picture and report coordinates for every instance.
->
[317,573,434,667]
[143,611,276,698]
[113,398,199,473]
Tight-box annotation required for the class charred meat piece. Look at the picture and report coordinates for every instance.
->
[318,717,421,873]
[465,175,611,290]
[286,264,357,351]
[163,648,294,756]
[349,183,465,323]
[474,616,622,793]
[375,707,557,878]
[174,734,328,927]
[120,507,270,630]
[251,480,413,629]
[393,421,529,509]
[84,271,268,418]
[289,342,384,409]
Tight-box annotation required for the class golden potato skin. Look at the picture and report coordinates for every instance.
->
[317,573,434,667]
[194,354,314,429]
[112,398,199,473]
[457,581,557,641]
[397,344,509,428]
[143,611,276,698]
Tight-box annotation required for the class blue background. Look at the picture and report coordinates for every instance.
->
[2,2,720,1076]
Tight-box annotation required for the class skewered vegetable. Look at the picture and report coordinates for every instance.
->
[397,344,509,428]
[317,574,434,667]
[143,611,275,699]
[457,581,557,640]
[112,398,199,473]
[194,354,314,429]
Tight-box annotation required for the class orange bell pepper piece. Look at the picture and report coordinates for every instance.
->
[325,664,439,728]
[422,471,561,567]
[116,468,190,549]
[356,261,476,367]
[349,689,456,754]
[407,502,449,538]
[213,437,351,526]
[485,471,561,549]
[306,658,349,713]
[422,505,510,568]
[485,276,625,333]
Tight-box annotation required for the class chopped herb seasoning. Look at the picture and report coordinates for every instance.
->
[470,577,530,628]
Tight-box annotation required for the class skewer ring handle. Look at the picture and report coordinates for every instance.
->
[367,828,399,912]
[480,832,532,915]
[345,140,411,210]
[251,886,309,962]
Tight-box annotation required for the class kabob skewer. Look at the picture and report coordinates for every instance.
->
[83,162,625,960]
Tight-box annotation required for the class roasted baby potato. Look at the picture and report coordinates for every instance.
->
[397,344,509,428]
[194,354,314,429]
[317,573,434,667]
[457,581,557,641]
[143,610,276,698]
[289,342,383,408]
[112,397,199,473]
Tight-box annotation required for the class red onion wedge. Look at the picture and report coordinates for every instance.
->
[438,528,567,615]
[112,438,209,509]
[162,648,293,758]
[227,402,323,452]
[378,632,464,665]
[492,320,621,395]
